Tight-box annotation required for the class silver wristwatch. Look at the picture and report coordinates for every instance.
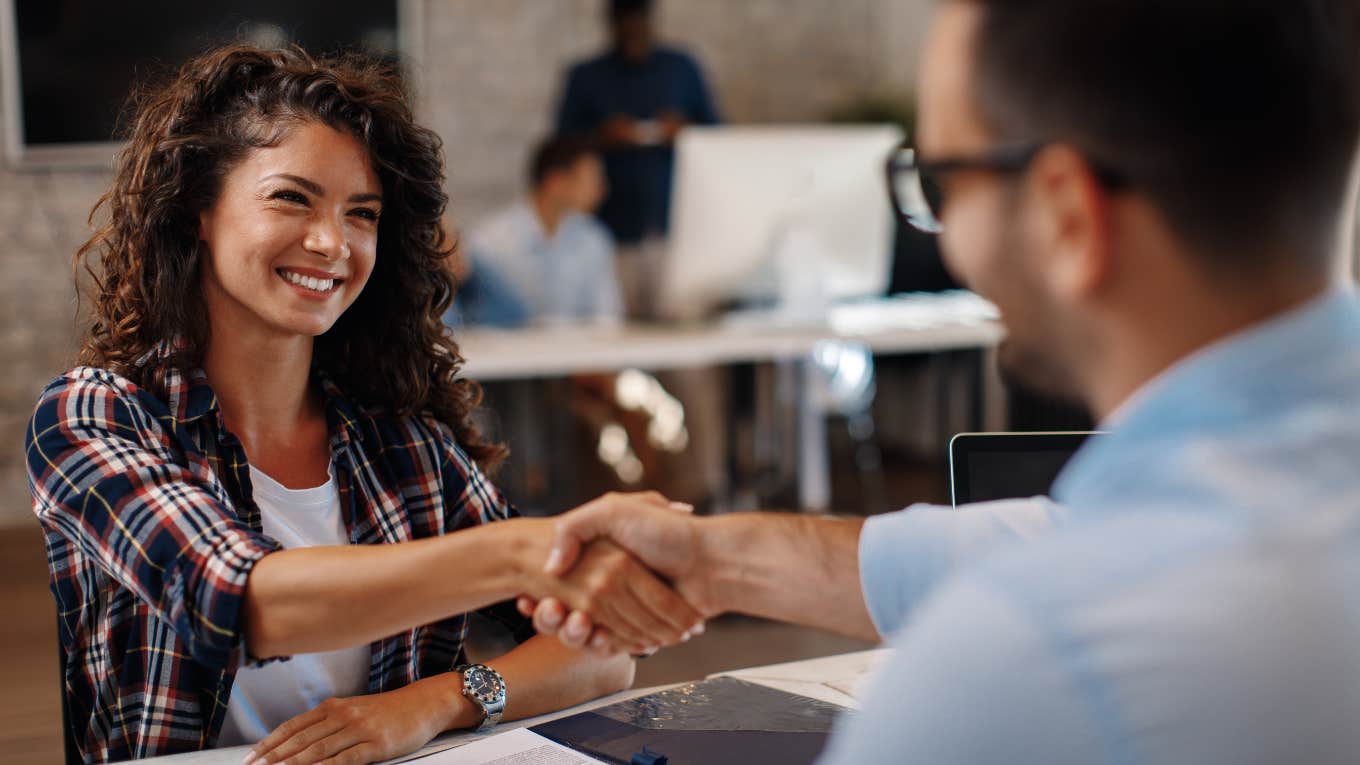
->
[457,664,506,732]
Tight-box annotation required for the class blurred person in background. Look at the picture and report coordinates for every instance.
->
[555,0,719,315]
[554,0,730,511]
[455,135,622,328]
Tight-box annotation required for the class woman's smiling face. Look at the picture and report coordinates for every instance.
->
[198,120,383,340]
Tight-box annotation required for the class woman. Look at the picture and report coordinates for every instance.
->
[26,45,699,764]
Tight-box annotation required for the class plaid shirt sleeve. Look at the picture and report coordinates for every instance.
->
[26,372,281,671]
[426,416,536,644]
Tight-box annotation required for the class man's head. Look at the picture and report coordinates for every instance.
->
[915,0,1360,411]
[530,136,607,214]
[608,0,655,62]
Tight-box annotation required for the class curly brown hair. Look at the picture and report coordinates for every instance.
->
[75,44,506,468]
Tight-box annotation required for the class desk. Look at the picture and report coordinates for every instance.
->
[456,293,1003,380]
[138,649,890,765]
[456,292,1004,509]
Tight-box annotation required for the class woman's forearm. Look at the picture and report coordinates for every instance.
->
[490,635,635,721]
[242,518,554,658]
[425,635,635,732]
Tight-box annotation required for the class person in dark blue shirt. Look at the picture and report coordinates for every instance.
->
[555,0,720,248]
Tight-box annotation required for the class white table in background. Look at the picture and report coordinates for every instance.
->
[137,649,890,765]
[457,292,1004,510]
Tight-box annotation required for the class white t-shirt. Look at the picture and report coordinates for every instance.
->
[216,465,371,747]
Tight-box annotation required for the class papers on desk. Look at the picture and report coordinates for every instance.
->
[394,647,892,762]
[712,648,891,709]
[405,728,604,764]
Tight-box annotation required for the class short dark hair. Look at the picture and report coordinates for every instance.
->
[608,0,652,20]
[968,0,1360,269]
[528,135,598,188]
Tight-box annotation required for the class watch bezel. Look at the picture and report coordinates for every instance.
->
[457,663,506,731]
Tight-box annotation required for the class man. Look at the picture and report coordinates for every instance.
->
[555,0,720,314]
[457,136,622,327]
[527,1,1360,761]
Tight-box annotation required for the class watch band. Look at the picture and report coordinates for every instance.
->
[456,664,506,732]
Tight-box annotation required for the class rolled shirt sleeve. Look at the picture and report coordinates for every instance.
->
[858,497,1066,636]
[26,374,280,670]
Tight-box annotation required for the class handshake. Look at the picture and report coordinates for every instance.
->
[516,491,721,656]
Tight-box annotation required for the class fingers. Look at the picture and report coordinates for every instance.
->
[584,591,656,651]
[250,706,331,763]
[320,742,381,765]
[578,562,691,651]
[273,727,355,765]
[531,598,568,636]
[516,596,537,618]
[624,567,705,641]
[589,629,618,657]
[548,491,678,575]
[558,609,595,650]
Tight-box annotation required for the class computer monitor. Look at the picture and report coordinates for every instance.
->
[949,431,1103,507]
[658,125,904,320]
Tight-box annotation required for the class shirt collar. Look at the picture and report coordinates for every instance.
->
[1053,285,1360,506]
[146,340,368,446]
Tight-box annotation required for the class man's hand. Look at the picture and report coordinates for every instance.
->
[657,109,687,143]
[600,115,640,147]
[538,537,702,653]
[524,492,716,654]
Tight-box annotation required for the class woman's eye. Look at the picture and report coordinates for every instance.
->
[351,208,381,222]
[271,190,308,205]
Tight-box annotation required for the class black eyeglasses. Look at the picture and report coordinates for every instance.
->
[885,142,1127,234]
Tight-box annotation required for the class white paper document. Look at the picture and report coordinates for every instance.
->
[408,727,605,765]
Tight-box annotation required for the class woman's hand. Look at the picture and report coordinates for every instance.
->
[244,676,472,765]
[538,537,704,654]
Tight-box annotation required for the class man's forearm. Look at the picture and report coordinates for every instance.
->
[244,518,552,658]
[695,513,879,643]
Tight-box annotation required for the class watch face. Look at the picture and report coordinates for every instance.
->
[465,667,504,703]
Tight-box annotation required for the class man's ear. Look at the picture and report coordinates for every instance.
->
[1024,144,1114,302]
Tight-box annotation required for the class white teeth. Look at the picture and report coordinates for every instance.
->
[281,270,335,292]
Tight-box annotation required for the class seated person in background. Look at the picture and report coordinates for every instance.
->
[26,45,697,764]
[458,136,622,327]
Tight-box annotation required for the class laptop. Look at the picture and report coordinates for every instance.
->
[949,431,1102,507]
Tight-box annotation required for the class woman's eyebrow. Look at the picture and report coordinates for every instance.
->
[261,173,381,204]
[262,173,324,195]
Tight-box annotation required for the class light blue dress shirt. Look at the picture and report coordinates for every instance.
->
[460,200,623,327]
[824,287,1360,764]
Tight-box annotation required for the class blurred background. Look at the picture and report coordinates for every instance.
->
[0,1,1107,761]
[0,0,972,524]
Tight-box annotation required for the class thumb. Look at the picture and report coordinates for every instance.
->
[545,504,614,575]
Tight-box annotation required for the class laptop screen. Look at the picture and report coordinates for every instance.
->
[949,432,1100,506]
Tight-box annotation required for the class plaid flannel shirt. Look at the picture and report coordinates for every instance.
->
[26,362,531,763]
